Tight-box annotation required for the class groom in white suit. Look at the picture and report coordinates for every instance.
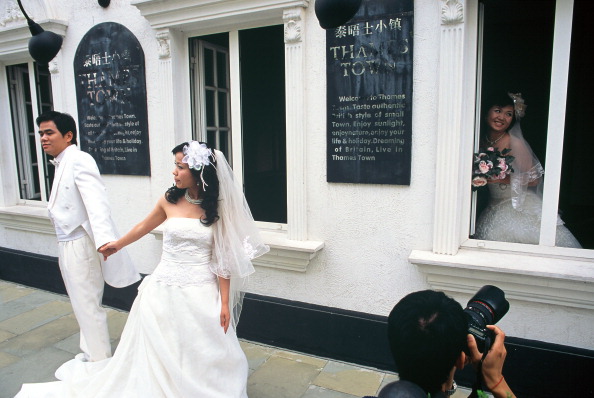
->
[37,111,140,362]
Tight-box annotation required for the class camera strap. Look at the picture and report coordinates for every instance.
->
[468,335,492,398]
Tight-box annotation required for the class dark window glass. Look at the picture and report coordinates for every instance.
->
[239,25,287,223]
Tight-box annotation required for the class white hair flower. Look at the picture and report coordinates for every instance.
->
[182,141,212,171]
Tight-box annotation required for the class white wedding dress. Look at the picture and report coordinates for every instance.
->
[475,184,581,248]
[16,218,249,398]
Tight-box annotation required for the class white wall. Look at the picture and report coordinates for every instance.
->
[1,0,592,351]
[244,1,440,317]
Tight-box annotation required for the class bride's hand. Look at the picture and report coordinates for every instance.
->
[98,241,119,261]
[220,303,230,333]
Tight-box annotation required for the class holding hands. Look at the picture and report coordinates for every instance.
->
[98,241,121,261]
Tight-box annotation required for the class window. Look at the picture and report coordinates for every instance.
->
[189,25,287,224]
[411,0,592,309]
[6,62,54,202]
[190,34,232,160]
[470,0,593,250]
[135,0,322,271]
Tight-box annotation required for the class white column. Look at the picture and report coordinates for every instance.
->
[433,0,475,255]
[284,7,307,240]
[155,29,178,166]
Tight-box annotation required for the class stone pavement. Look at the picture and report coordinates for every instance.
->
[0,280,471,398]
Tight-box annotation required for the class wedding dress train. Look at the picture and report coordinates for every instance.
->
[16,217,249,397]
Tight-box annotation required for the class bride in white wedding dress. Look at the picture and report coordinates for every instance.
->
[474,93,581,248]
[15,141,268,397]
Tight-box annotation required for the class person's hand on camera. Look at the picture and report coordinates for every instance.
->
[467,325,515,398]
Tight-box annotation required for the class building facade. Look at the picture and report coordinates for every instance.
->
[1,0,593,395]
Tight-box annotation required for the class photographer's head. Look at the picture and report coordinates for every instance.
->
[387,290,467,395]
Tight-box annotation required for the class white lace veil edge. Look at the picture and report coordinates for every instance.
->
[508,122,544,211]
[208,149,270,328]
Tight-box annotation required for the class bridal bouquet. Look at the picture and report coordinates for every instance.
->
[471,147,514,190]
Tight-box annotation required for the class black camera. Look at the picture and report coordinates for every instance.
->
[464,285,509,352]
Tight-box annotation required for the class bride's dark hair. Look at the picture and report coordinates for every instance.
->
[165,142,220,226]
[481,92,518,132]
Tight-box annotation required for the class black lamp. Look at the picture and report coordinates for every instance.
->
[16,0,63,65]
[98,0,111,8]
[314,0,363,29]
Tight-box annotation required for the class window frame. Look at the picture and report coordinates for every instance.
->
[410,0,594,311]
[190,39,232,161]
[6,61,51,204]
[135,0,324,271]
[467,0,582,251]
[189,28,287,228]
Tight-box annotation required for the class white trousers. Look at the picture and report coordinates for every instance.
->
[58,234,111,361]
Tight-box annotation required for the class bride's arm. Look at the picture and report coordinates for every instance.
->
[219,277,230,333]
[100,197,167,259]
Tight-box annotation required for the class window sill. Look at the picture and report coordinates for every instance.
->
[150,228,324,272]
[0,206,325,272]
[409,248,594,310]
[0,205,54,235]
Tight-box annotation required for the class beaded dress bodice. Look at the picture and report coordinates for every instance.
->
[151,218,217,287]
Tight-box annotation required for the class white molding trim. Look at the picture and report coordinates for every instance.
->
[150,228,324,272]
[433,0,470,254]
[0,205,324,272]
[0,206,54,235]
[255,230,324,272]
[132,0,310,32]
[441,0,464,25]
[0,20,67,61]
[410,248,594,310]
[283,7,307,240]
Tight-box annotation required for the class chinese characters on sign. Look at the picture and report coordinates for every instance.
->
[326,0,413,184]
[74,22,150,176]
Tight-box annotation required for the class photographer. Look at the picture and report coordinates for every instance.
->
[385,290,515,398]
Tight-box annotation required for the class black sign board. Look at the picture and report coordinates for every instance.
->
[74,22,150,175]
[326,0,413,184]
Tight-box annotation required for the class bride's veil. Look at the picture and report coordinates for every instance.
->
[507,93,544,213]
[209,149,269,328]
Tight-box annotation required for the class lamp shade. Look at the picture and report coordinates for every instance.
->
[27,20,63,64]
[314,0,362,29]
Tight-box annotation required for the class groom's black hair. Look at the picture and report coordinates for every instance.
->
[36,111,78,145]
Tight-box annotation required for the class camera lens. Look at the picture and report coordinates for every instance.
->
[464,285,510,351]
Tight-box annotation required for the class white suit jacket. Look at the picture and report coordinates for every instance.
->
[48,145,140,287]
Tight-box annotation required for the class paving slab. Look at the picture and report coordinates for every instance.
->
[301,385,360,398]
[247,356,322,398]
[0,301,73,334]
[274,349,328,368]
[106,309,129,340]
[313,361,384,397]
[52,331,80,356]
[0,313,79,357]
[379,372,399,389]
[0,291,69,323]
[0,281,478,398]
[240,340,276,370]
[0,329,15,344]
[0,350,21,369]
[0,282,34,304]
[0,346,72,398]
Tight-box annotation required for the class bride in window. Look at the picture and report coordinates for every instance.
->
[473,92,581,248]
